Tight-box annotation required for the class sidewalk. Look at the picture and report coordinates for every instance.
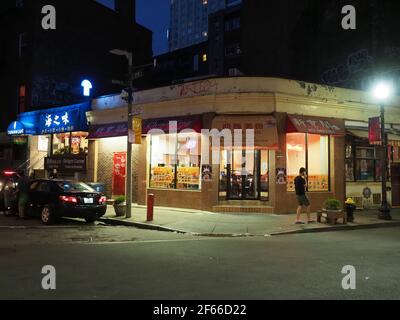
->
[99,205,400,236]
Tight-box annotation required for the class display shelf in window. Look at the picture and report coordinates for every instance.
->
[177,166,200,190]
[150,166,175,189]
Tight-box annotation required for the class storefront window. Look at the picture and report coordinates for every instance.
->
[260,150,269,200]
[345,136,390,182]
[71,132,89,154]
[150,133,201,190]
[287,133,330,192]
[219,151,228,198]
[53,133,70,155]
[287,133,306,192]
[52,132,88,155]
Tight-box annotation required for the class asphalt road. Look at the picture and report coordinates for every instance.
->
[0,213,399,300]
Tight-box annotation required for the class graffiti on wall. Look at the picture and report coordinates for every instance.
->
[321,47,400,91]
[178,79,218,97]
[31,76,77,106]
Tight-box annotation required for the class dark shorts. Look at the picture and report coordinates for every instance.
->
[297,195,310,206]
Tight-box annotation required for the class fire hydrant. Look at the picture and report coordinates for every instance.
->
[345,198,357,222]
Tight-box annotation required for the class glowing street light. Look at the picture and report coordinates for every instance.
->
[373,82,393,101]
[372,80,393,220]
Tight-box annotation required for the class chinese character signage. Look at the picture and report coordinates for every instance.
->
[286,115,345,135]
[212,116,279,149]
[40,109,80,134]
[113,152,126,196]
[369,117,381,145]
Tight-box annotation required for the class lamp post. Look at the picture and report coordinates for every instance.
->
[372,82,393,221]
[110,49,134,219]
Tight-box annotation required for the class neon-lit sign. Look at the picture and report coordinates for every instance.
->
[39,109,80,134]
[81,79,93,97]
[7,121,25,135]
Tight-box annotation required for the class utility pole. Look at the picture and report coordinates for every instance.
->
[379,104,392,220]
[126,52,134,219]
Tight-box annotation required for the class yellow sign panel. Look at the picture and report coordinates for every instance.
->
[133,117,142,145]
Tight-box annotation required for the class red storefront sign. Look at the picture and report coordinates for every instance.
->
[142,115,202,134]
[286,115,345,136]
[112,152,126,196]
[88,122,128,139]
[369,117,381,145]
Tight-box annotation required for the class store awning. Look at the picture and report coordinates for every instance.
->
[212,115,279,150]
[88,122,128,139]
[10,101,91,136]
[286,115,345,136]
[347,129,400,147]
[347,129,369,139]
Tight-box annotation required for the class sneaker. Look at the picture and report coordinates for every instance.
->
[295,221,305,225]
[307,220,316,224]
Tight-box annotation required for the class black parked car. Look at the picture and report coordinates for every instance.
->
[26,179,107,225]
[0,170,20,214]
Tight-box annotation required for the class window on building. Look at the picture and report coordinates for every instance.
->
[193,54,199,71]
[52,132,88,155]
[202,54,207,62]
[286,133,330,192]
[18,32,28,57]
[149,133,201,190]
[225,17,241,32]
[18,84,26,113]
[225,43,242,57]
[346,141,384,182]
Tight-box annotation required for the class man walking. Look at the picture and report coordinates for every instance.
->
[16,170,30,220]
[294,167,314,224]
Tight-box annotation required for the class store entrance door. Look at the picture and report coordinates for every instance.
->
[228,150,259,200]
[391,164,400,206]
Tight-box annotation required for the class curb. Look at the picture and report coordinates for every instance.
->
[100,217,400,237]
[99,218,188,234]
[269,221,400,236]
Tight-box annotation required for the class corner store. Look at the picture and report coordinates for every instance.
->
[86,77,400,214]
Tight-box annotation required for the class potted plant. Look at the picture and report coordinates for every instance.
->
[321,198,344,224]
[323,198,342,212]
[113,195,126,217]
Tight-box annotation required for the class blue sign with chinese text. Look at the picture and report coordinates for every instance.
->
[11,102,90,136]
[39,108,81,134]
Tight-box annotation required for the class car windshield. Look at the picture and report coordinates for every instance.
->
[57,181,95,192]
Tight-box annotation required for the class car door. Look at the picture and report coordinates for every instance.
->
[35,181,55,209]
[26,180,41,216]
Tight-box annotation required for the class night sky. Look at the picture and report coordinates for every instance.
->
[97,0,170,56]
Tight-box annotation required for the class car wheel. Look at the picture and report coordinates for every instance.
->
[85,217,96,224]
[4,210,14,217]
[41,205,55,225]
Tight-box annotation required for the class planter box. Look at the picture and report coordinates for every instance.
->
[318,209,347,225]
[114,205,126,217]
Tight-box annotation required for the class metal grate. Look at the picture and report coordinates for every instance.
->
[373,193,381,205]
[353,196,364,208]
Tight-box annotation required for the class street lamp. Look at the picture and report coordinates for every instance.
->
[372,81,393,221]
[110,49,134,219]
